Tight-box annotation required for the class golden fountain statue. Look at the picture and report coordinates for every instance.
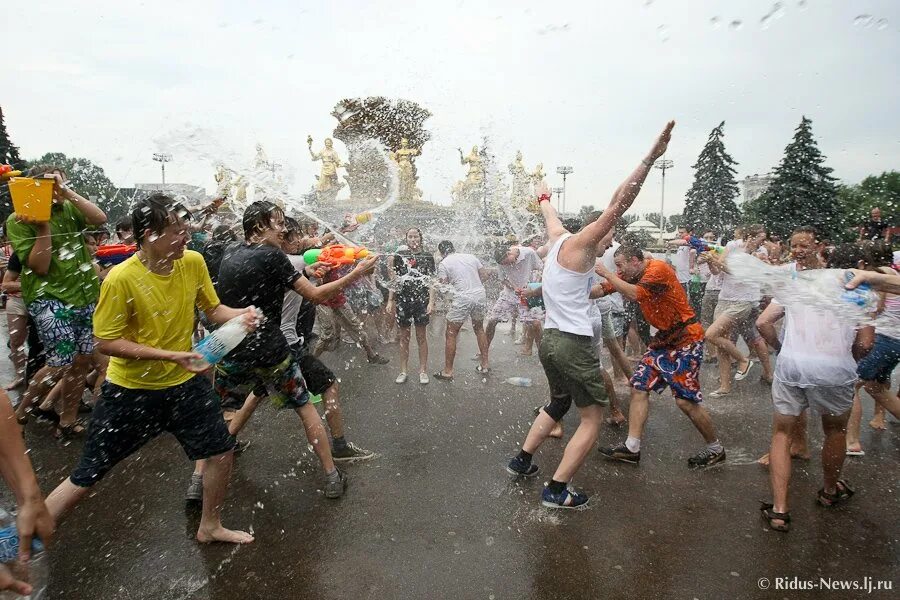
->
[393,137,421,203]
[307,135,345,198]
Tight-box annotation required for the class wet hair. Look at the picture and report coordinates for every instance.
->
[115,216,133,234]
[26,164,68,179]
[614,244,645,262]
[826,242,866,269]
[242,200,284,241]
[862,240,893,269]
[212,223,240,242]
[438,240,455,256]
[743,224,765,239]
[405,227,424,245]
[493,243,513,264]
[790,226,818,243]
[283,216,302,239]
[678,225,694,234]
[131,193,191,248]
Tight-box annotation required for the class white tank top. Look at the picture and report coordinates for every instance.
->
[542,234,596,337]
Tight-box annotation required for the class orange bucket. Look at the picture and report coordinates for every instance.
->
[8,177,54,221]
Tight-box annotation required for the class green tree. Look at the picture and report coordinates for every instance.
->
[682,121,741,237]
[0,106,26,223]
[752,116,840,240]
[837,171,899,239]
[28,152,126,224]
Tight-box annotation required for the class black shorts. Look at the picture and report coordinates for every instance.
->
[290,343,337,395]
[70,376,235,487]
[396,297,429,327]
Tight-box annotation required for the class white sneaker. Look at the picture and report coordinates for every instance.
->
[419,373,429,385]
[395,372,408,384]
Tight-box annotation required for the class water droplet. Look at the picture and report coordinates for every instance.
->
[710,16,721,28]
[656,25,670,42]
[854,15,873,27]
[729,19,743,31]
[876,18,888,30]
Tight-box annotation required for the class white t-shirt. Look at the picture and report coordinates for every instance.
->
[438,253,486,300]
[280,254,307,346]
[594,242,624,314]
[671,246,693,283]
[719,240,767,302]
[498,246,543,298]
[773,298,858,387]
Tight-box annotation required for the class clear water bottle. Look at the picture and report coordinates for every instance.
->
[192,310,257,368]
[506,377,533,387]
[0,508,48,599]
[840,272,878,310]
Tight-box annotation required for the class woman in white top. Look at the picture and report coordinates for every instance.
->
[704,225,775,396]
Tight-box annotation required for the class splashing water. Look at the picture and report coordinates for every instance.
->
[725,253,897,337]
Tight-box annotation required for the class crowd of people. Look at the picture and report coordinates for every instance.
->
[0,122,897,594]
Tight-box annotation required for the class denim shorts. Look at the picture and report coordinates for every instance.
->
[70,376,235,487]
[857,333,900,384]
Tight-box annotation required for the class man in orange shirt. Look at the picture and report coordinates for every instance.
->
[595,244,725,468]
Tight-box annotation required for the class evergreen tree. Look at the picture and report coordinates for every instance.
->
[0,106,26,222]
[0,106,24,168]
[682,121,741,237]
[753,116,840,240]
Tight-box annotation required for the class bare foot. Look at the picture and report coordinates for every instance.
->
[197,526,254,544]
[790,446,811,460]
[518,351,533,357]
[757,453,770,466]
[548,423,563,439]
[869,416,887,430]
[4,378,25,391]
[757,449,810,467]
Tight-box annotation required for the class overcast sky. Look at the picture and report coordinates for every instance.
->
[5,0,898,216]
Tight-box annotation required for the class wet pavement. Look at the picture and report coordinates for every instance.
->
[2,317,898,599]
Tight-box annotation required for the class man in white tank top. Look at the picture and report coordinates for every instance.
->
[507,121,675,510]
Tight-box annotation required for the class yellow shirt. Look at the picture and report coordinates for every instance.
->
[93,251,219,390]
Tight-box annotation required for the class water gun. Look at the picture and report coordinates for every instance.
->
[303,244,370,267]
[0,165,23,180]
[683,235,724,254]
[95,244,137,266]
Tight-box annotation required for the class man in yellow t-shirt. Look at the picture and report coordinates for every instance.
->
[44,194,258,545]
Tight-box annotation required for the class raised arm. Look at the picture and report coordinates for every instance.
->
[535,180,568,243]
[575,121,674,249]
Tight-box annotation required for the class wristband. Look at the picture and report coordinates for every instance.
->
[538,193,551,203]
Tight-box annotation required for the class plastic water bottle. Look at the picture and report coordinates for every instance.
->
[840,272,878,310]
[506,377,533,387]
[192,310,257,368]
[0,507,48,599]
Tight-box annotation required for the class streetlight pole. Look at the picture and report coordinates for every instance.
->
[551,187,564,208]
[152,153,172,187]
[556,166,573,214]
[653,157,674,246]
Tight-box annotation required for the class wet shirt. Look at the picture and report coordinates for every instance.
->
[94,251,219,390]
[5,201,100,307]
[860,219,888,241]
[437,253,486,300]
[604,259,703,348]
[497,246,543,298]
[215,242,302,367]
[393,249,435,302]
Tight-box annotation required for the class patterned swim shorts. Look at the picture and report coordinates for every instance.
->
[488,293,538,324]
[630,340,704,403]
[28,299,95,367]
[215,353,309,410]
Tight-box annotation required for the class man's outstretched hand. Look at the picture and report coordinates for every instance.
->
[647,120,676,162]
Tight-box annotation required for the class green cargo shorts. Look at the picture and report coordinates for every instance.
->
[538,328,609,408]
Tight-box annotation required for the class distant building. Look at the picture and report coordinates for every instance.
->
[134,183,208,202]
[740,173,774,205]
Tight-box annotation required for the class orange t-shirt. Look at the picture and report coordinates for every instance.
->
[603,259,703,348]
